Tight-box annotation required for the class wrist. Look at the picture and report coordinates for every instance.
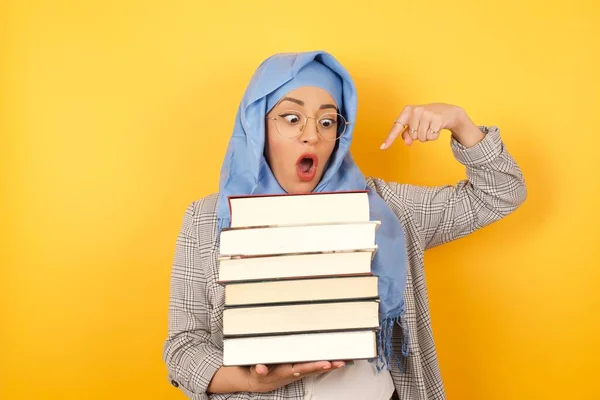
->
[242,367,269,393]
[207,366,255,394]
[450,109,484,148]
[240,367,255,392]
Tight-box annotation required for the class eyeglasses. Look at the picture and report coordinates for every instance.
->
[265,110,349,142]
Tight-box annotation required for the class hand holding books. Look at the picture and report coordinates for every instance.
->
[245,361,347,393]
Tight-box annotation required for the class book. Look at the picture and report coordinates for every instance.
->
[223,300,379,336]
[217,248,375,283]
[222,329,377,366]
[219,221,380,257]
[228,190,370,228]
[224,275,378,307]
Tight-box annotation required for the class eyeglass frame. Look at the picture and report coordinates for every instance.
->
[265,109,350,142]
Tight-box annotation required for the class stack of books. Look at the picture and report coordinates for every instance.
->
[217,190,381,366]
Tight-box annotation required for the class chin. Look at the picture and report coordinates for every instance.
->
[285,184,314,194]
[285,179,320,194]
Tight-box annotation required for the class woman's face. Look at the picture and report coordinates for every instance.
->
[264,86,339,194]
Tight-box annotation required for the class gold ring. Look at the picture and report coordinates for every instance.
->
[410,128,418,135]
[292,365,300,377]
[394,120,405,125]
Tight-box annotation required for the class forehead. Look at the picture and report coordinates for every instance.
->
[275,86,337,108]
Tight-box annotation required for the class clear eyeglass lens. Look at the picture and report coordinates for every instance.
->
[274,111,346,141]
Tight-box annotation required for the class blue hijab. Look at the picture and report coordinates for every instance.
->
[216,51,409,370]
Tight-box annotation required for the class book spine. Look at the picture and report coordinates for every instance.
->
[223,327,380,339]
[217,271,374,285]
[224,296,380,309]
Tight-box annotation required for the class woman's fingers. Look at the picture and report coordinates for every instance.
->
[401,129,413,146]
[380,121,404,150]
[408,106,422,141]
[427,116,444,141]
[329,360,347,369]
[254,364,269,375]
[417,109,432,142]
[292,361,332,376]
[382,103,449,148]
[381,106,412,150]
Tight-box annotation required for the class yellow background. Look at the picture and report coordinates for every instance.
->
[2,0,599,399]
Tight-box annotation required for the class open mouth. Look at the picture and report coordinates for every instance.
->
[296,153,318,182]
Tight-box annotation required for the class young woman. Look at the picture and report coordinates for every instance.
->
[162,50,527,400]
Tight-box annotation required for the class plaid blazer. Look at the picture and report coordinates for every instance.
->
[163,126,527,400]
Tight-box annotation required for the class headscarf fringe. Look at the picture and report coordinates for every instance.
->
[370,312,410,373]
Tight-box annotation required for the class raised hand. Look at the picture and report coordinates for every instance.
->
[380,103,483,149]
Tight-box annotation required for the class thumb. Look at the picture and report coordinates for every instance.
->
[402,129,413,146]
[254,364,269,375]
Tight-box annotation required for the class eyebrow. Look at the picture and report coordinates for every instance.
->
[319,103,338,110]
[280,97,338,111]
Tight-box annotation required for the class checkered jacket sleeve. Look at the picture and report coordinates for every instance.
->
[162,200,225,399]
[381,125,527,249]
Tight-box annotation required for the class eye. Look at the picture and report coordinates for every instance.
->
[280,113,301,124]
[319,117,336,129]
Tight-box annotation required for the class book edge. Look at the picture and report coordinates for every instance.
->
[220,219,381,232]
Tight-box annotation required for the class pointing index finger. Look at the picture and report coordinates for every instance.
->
[380,106,412,150]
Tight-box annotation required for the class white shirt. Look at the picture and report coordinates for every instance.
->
[301,360,395,400]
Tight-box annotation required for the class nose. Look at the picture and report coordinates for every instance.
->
[299,118,319,145]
